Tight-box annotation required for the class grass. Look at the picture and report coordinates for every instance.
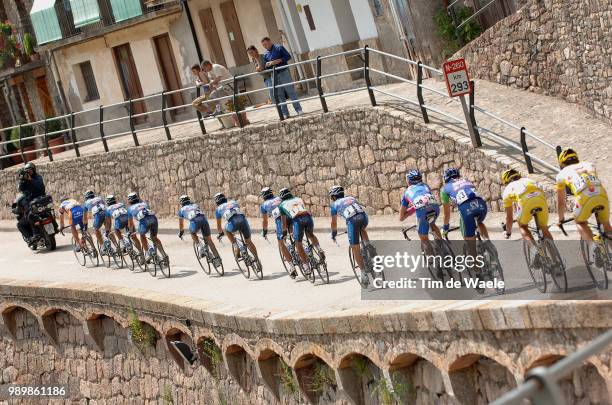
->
[309,360,336,395]
[128,309,157,351]
[278,359,300,400]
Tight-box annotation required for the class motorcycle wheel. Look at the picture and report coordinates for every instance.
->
[44,232,57,251]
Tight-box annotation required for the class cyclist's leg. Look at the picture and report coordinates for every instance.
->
[93,213,104,246]
[70,223,83,249]
[574,197,596,241]
[190,217,201,244]
[294,218,309,265]
[149,217,163,251]
[239,217,258,258]
[304,215,323,256]
[347,216,365,269]
[138,218,150,252]
[459,204,478,257]
[276,218,292,262]
[417,207,436,255]
[200,216,220,257]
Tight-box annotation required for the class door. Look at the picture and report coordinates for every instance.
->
[113,43,147,123]
[220,0,248,66]
[199,8,226,66]
[34,75,56,118]
[153,34,184,117]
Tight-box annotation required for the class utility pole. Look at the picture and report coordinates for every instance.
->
[181,0,203,62]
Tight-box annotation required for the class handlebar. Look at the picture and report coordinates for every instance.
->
[401,225,416,240]
[444,226,461,241]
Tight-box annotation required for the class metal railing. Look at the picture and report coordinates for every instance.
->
[0,46,561,174]
[492,329,612,405]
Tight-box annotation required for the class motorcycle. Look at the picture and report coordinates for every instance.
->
[26,195,59,251]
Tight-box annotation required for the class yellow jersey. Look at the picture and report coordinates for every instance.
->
[555,162,604,199]
[502,177,545,208]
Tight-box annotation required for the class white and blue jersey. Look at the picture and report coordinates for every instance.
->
[260,196,283,240]
[401,183,440,236]
[84,196,106,229]
[331,196,368,245]
[106,202,128,231]
[179,203,211,236]
[441,179,487,238]
[128,201,158,236]
[216,200,251,239]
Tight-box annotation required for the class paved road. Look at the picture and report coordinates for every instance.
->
[3,213,608,311]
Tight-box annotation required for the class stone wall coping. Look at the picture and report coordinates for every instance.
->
[1,278,610,335]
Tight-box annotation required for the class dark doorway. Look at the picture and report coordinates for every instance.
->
[113,43,147,123]
[220,0,248,66]
[153,33,184,117]
[199,8,226,66]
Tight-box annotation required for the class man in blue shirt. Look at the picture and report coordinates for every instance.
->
[261,37,303,119]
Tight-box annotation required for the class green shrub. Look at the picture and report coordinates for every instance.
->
[128,309,157,350]
[23,33,35,57]
[434,6,482,57]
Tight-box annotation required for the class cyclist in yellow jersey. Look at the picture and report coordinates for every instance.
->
[555,148,611,241]
[501,169,552,241]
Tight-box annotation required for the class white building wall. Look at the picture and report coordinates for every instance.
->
[349,0,378,40]
[296,0,343,50]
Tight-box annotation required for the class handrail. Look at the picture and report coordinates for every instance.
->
[0,46,560,175]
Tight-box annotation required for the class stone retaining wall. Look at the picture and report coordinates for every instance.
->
[0,280,611,404]
[455,0,612,122]
[0,106,512,220]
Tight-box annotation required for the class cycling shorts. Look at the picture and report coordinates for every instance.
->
[137,215,158,237]
[458,197,487,238]
[70,206,84,229]
[225,214,251,239]
[114,214,129,231]
[189,214,211,237]
[274,217,283,241]
[415,205,440,236]
[292,214,314,242]
[516,196,549,228]
[347,212,368,245]
[92,211,105,230]
[574,193,609,224]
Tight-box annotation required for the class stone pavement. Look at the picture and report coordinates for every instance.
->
[28,78,611,190]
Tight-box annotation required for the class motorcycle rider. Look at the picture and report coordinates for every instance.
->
[15,163,46,244]
[12,193,34,247]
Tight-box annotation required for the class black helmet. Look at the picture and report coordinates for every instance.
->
[328,185,344,200]
[24,162,36,175]
[83,190,95,201]
[214,192,227,206]
[443,168,460,183]
[127,192,140,204]
[279,188,293,201]
[179,194,191,207]
[260,187,274,200]
[105,194,117,205]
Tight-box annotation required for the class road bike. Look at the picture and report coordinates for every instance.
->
[117,232,144,272]
[503,208,567,293]
[222,231,263,280]
[68,227,99,267]
[558,206,610,290]
[98,231,123,269]
[188,235,224,276]
[446,226,505,294]
[144,238,170,278]
[338,231,384,289]
[402,225,458,284]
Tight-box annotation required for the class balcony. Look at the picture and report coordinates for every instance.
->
[30,0,182,51]
[0,20,46,78]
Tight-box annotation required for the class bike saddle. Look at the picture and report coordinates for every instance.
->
[530,207,543,214]
[592,205,605,213]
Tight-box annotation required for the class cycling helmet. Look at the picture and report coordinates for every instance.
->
[24,162,36,175]
[179,194,191,207]
[501,169,521,186]
[127,192,140,204]
[260,187,274,200]
[105,195,117,205]
[214,192,227,206]
[558,148,579,168]
[328,185,344,200]
[406,169,423,185]
[83,190,95,201]
[443,168,460,183]
[279,188,293,201]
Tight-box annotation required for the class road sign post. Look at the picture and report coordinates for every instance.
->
[444,58,481,147]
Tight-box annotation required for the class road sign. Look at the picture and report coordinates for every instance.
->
[443,58,471,97]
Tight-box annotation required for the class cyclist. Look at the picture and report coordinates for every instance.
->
[58,198,85,251]
[555,148,611,242]
[105,195,141,254]
[83,190,108,252]
[178,194,221,266]
[214,192,259,260]
[440,168,490,242]
[501,169,553,242]
[260,187,294,273]
[399,170,442,254]
[126,192,164,261]
[278,187,324,276]
[329,185,372,281]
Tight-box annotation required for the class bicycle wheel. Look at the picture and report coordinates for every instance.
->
[543,239,567,293]
[145,243,156,277]
[483,241,505,294]
[437,239,459,283]
[84,234,99,267]
[580,240,608,290]
[234,243,250,279]
[252,255,264,280]
[72,237,86,266]
[523,240,546,293]
[458,244,475,287]
[208,243,224,276]
[312,247,329,284]
[111,237,124,269]
[348,246,368,288]
[278,244,293,275]
[156,245,171,278]
[194,242,211,275]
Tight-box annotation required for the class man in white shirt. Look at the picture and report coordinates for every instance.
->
[202,60,250,126]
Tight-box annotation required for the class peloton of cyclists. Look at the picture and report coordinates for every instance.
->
[178,194,221,267]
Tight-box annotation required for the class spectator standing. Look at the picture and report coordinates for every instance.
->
[261,37,303,119]
[190,64,213,116]
[202,60,250,126]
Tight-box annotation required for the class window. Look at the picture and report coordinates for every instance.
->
[78,61,100,102]
[303,5,316,30]
[371,0,383,17]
